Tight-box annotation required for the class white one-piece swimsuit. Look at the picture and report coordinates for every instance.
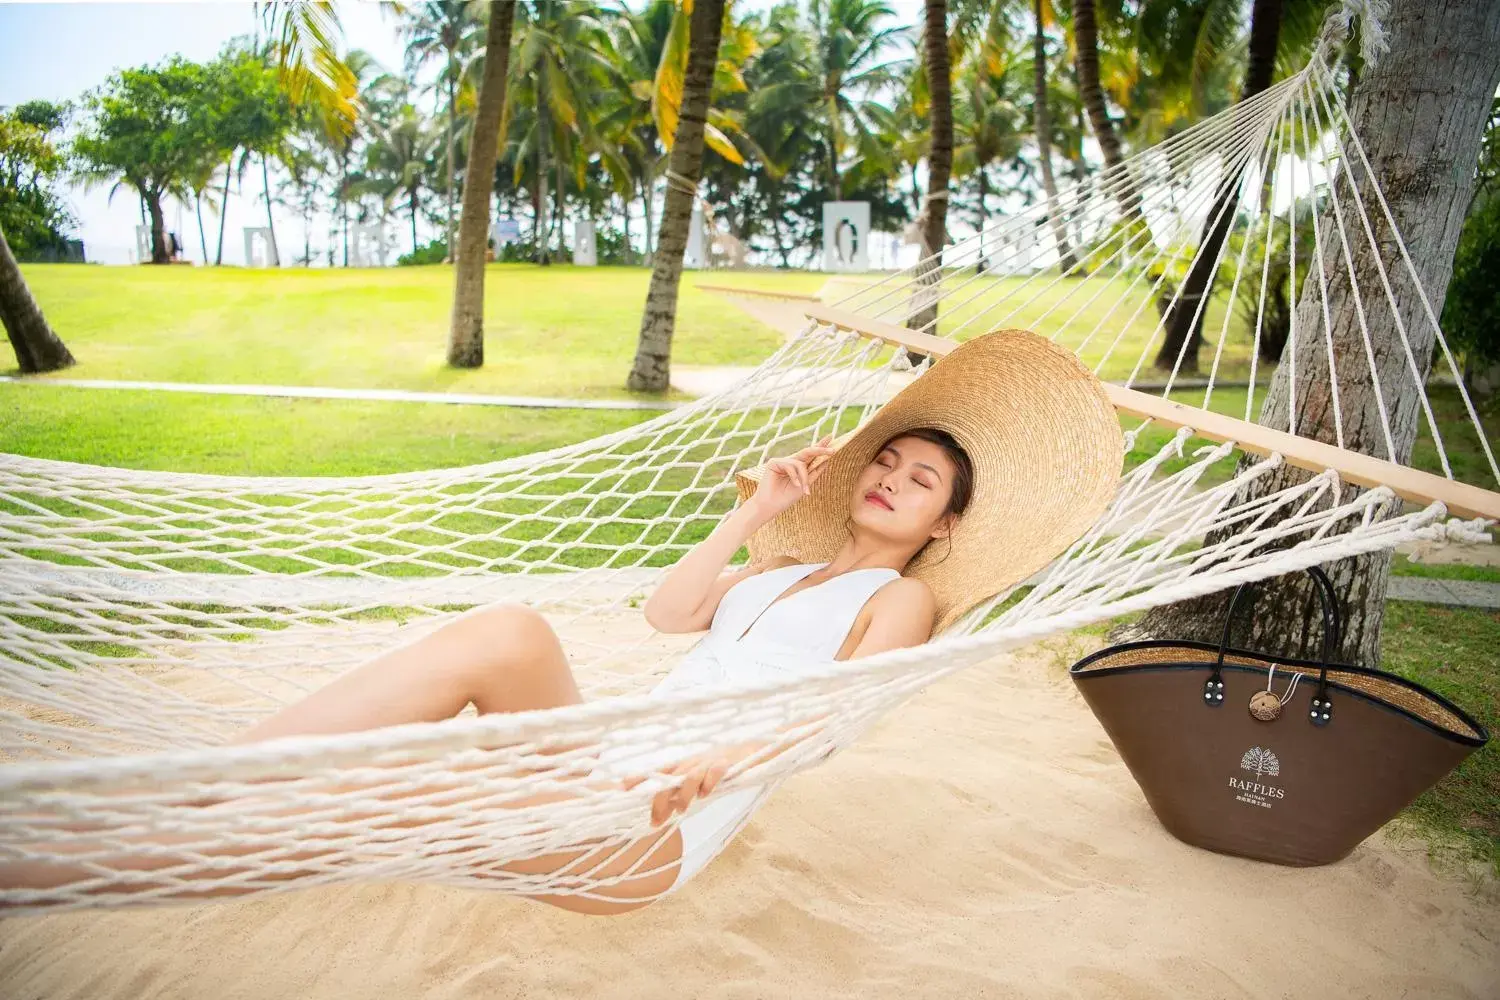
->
[641,561,902,895]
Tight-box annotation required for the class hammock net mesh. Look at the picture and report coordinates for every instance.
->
[0,4,1495,913]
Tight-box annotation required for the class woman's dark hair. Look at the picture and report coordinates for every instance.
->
[878,426,975,518]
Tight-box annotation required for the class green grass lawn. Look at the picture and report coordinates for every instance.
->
[9,263,783,400]
[1381,601,1500,877]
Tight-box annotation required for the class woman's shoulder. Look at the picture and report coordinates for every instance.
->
[869,575,937,630]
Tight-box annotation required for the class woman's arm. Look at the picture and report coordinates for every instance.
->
[642,436,836,634]
[641,503,780,634]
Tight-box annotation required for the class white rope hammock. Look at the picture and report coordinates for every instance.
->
[1,2,1495,915]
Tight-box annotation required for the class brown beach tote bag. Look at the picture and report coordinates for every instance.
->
[1069,567,1489,867]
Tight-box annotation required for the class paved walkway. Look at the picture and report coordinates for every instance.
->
[1385,576,1500,610]
[0,376,679,411]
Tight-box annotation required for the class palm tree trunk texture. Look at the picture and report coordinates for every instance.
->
[340,149,350,267]
[1118,0,1500,668]
[1034,0,1078,274]
[626,0,727,392]
[195,192,209,264]
[215,158,233,266]
[1073,0,1142,222]
[0,223,74,373]
[260,153,281,267]
[449,0,517,369]
[446,51,458,261]
[411,189,420,254]
[145,190,169,264]
[904,0,953,341]
[1154,0,1282,372]
[640,164,655,263]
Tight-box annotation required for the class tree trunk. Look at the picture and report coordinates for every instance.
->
[976,166,988,270]
[446,50,457,262]
[0,222,74,373]
[1154,0,1283,372]
[260,153,281,267]
[145,190,169,264]
[640,165,655,263]
[535,96,550,265]
[554,150,565,257]
[340,149,350,268]
[904,0,953,342]
[626,0,726,392]
[826,101,841,201]
[1034,0,1078,273]
[410,188,419,254]
[1119,0,1500,668]
[195,191,209,264]
[449,0,516,369]
[215,156,233,266]
[621,192,634,263]
[1073,0,1142,221]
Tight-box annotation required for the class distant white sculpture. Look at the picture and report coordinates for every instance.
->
[492,218,521,247]
[684,204,708,269]
[133,226,152,263]
[350,224,391,267]
[822,201,870,272]
[243,228,277,268]
[573,221,598,266]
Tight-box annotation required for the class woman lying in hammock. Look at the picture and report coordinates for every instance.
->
[3,427,974,917]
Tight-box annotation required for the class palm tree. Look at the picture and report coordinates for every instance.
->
[0,222,73,373]
[507,1,618,263]
[402,1,485,261]
[450,0,518,368]
[1153,0,1326,372]
[953,13,1028,263]
[256,1,361,144]
[1072,0,1142,220]
[360,76,437,255]
[1033,0,1076,272]
[1125,0,1500,666]
[598,1,674,261]
[808,0,908,200]
[627,0,727,392]
[904,0,953,339]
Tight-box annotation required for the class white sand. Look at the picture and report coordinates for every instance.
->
[2,641,1495,999]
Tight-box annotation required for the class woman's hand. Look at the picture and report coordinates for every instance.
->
[620,741,766,827]
[746,435,837,519]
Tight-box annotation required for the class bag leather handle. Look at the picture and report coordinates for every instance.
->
[1204,566,1340,727]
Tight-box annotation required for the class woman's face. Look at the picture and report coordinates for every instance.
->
[847,435,958,545]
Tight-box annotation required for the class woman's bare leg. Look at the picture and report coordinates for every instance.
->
[232,601,586,743]
[2,603,686,917]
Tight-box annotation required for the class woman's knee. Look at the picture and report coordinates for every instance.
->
[464,602,560,653]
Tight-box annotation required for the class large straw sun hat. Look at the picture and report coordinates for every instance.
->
[734,328,1124,634]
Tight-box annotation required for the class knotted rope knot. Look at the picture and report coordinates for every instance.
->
[1167,425,1195,458]
[664,169,718,218]
[1315,0,1390,69]
[1412,516,1494,547]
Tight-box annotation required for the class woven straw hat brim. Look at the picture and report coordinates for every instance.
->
[735,328,1123,634]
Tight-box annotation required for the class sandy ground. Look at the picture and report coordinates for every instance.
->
[1,640,1495,1000]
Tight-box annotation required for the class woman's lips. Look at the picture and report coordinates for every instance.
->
[864,491,893,510]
